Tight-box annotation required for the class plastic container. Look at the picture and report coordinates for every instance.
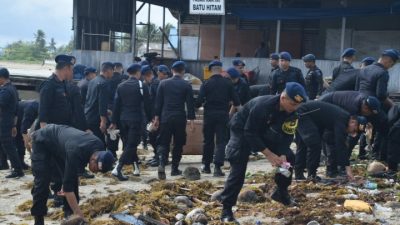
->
[364,181,378,190]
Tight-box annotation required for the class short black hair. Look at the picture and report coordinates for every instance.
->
[0,68,10,79]
[172,65,185,74]
[56,62,72,70]
[114,62,123,68]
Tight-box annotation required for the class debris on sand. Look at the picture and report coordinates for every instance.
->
[17,200,32,212]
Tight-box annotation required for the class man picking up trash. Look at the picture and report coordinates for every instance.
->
[219,82,307,223]
[30,124,115,225]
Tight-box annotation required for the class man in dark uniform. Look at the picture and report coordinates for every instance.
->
[355,49,399,161]
[15,100,39,169]
[386,105,400,175]
[227,68,250,106]
[154,61,196,180]
[332,48,356,81]
[77,67,97,105]
[84,62,114,143]
[147,65,170,167]
[39,54,74,129]
[196,61,240,177]
[30,124,114,225]
[140,65,154,151]
[232,59,248,83]
[110,64,151,180]
[319,91,381,161]
[219,82,307,223]
[303,54,323,100]
[294,101,360,181]
[360,57,375,69]
[270,53,280,73]
[0,68,24,178]
[271,52,305,94]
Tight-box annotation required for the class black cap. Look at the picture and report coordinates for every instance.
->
[55,54,75,65]
[97,151,115,173]
[302,54,316,62]
[127,63,142,74]
[84,67,97,75]
[114,62,123,68]
[208,60,223,70]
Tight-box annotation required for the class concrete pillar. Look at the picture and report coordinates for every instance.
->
[73,0,78,49]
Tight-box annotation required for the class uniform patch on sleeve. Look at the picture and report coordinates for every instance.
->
[282,119,298,135]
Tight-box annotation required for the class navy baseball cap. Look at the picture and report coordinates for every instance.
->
[127,63,142,74]
[357,116,368,126]
[55,54,75,65]
[341,48,356,58]
[361,57,375,66]
[227,67,240,79]
[97,151,115,173]
[280,52,292,61]
[208,60,223,70]
[382,49,399,62]
[232,59,245,67]
[101,62,114,70]
[302,54,316,62]
[157,65,170,74]
[364,96,381,114]
[84,67,97,75]
[285,82,307,103]
[171,61,186,69]
[140,60,150,66]
[270,53,279,60]
[0,67,10,79]
[141,65,152,75]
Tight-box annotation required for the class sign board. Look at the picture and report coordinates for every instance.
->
[189,0,225,15]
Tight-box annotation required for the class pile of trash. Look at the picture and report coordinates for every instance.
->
[17,161,400,225]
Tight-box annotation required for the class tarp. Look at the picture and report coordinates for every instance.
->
[230,2,400,20]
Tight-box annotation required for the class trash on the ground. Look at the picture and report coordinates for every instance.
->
[174,196,194,208]
[110,213,145,225]
[238,189,260,203]
[210,190,222,202]
[373,203,393,221]
[367,161,387,175]
[344,200,372,213]
[364,180,378,190]
[306,221,320,225]
[342,194,358,199]
[183,167,201,181]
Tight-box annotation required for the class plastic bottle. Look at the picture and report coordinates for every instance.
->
[364,181,378,190]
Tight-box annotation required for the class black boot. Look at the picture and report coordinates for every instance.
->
[294,170,306,180]
[5,169,24,178]
[78,169,95,179]
[271,188,296,206]
[34,216,44,225]
[220,206,239,224]
[171,164,182,176]
[111,162,128,181]
[213,166,225,177]
[307,172,322,182]
[201,164,211,174]
[325,166,338,178]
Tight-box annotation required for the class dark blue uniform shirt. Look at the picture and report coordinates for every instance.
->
[355,63,389,101]
[32,124,103,192]
[155,75,196,123]
[196,74,240,115]
[233,78,250,105]
[39,74,72,125]
[112,77,151,123]
[84,75,109,125]
[0,82,19,138]
[332,61,354,81]
[271,66,305,94]
[319,91,366,116]
[68,82,87,131]
[305,66,323,99]
[325,69,359,93]
[77,78,90,105]
[18,100,39,134]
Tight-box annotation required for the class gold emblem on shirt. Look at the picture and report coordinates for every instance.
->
[282,119,298,135]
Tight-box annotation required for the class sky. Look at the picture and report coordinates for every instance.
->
[0,0,176,48]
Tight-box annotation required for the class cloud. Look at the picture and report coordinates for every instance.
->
[0,0,176,48]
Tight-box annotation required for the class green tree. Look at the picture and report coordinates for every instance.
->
[56,37,74,55]
[33,29,48,59]
[48,38,57,57]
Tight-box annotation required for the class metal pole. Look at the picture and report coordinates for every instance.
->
[220,15,226,59]
[146,3,151,53]
[131,0,136,54]
[275,0,282,53]
[340,17,346,56]
[178,12,181,59]
[161,6,166,58]
[73,0,78,49]
[197,15,201,60]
